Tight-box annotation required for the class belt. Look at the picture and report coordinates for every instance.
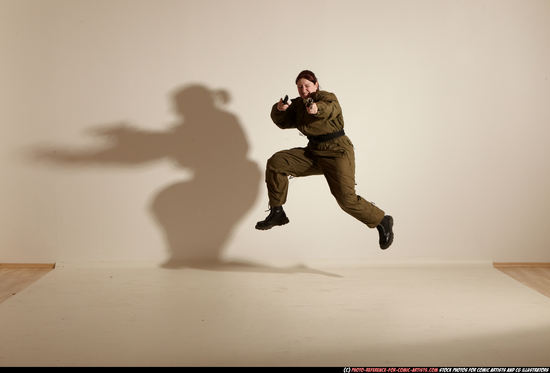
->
[307,129,345,143]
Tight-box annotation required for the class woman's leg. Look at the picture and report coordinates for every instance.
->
[320,145,385,228]
[256,148,323,230]
[265,147,322,207]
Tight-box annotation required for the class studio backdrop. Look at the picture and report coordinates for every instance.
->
[2,0,549,266]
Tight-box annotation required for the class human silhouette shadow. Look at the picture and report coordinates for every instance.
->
[30,84,341,277]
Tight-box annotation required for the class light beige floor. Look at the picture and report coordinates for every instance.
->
[1,262,549,367]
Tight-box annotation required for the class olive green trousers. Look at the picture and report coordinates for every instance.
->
[265,136,385,228]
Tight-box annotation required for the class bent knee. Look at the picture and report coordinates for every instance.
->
[267,152,291,171]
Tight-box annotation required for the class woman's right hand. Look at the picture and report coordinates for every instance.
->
[277,98,290,111]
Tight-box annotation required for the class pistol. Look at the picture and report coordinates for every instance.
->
[282,95,289,105]
[305,97,314,108]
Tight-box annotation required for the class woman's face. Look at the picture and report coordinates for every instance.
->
[296,78,319,100]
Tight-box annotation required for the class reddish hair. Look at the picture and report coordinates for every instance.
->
[295,70,318,85]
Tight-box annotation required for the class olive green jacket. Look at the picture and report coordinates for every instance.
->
[270,90,344,137]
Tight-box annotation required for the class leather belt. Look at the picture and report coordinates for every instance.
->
[307,129,345,143]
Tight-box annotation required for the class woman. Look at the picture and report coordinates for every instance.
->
[255,70,394,250]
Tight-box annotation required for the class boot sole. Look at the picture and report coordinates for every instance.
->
[380,216,394,250]
[255,217,290,230]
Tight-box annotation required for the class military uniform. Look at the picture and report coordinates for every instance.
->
[265,90,385,228]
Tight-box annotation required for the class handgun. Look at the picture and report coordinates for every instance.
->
[305,97,314,108]
[282,95,289,105]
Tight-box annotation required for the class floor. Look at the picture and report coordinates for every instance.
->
[495,266,550,299]
[1,262,549,367]
[0,267,53,304]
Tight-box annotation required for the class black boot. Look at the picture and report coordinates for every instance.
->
[255,206,289,230]
[376,215,394,250]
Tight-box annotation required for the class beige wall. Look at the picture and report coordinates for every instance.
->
[2,0,550,265]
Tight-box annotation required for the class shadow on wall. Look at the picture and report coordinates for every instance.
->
[30,83,343,277]
[31,84,262,268]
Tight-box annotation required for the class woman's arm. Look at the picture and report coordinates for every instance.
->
[270,100,297,129]
[312,91,342,120]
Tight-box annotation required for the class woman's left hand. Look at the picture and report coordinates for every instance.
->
[306,102,318,115]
